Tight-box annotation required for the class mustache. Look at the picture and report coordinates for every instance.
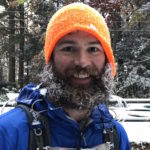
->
[64,66,100,78]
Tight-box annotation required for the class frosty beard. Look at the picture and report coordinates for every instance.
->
[40,63,114,110]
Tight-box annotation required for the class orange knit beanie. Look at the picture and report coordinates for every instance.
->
[44,2,116,76]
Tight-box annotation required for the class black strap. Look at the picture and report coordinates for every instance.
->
[39,113,51,146]
[16,104,37,150]
[112,126,119,150]
[98,107,119,150]
[16,104,50,150]
[102,126,119,150]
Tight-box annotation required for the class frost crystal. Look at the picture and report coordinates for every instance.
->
[81,5,85,10]
[90,24,97,31]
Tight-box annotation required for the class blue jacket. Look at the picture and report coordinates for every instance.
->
[0,84,130,150]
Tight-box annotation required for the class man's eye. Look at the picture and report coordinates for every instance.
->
[62,46,74,52]
[88,47,100,53]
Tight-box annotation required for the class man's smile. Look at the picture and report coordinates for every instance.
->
[70,73,92,87]
[73,73,90,78]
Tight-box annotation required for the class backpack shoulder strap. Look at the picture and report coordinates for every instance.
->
[103,125,119,150]
[16,104,50,150]
[112,126,119,150]
[98,108,119,150]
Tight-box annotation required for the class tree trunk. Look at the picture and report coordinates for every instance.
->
[0,59,3,81]
[112,30,120,51]
[18,4,25,88]
[8,4,16,83]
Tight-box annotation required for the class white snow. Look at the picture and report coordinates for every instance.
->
[6,93,19,102]
[90,24,97,31]
[40,88,47,96]
[121,122,150,143]
[0,5,5,13]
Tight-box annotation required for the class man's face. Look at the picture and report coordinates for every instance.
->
[41,31,113,109]
[53,31,106,89]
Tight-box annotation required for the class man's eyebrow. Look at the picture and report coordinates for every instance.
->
[57,40,76,46]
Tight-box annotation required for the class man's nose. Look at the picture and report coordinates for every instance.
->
[74,50,90,68]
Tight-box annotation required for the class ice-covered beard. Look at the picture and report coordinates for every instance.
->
[40,63,114,110]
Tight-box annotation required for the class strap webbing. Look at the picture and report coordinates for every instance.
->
[16,104,50,150]
[98,106,120,150]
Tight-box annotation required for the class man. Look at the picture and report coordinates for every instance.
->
[0,3,130,150]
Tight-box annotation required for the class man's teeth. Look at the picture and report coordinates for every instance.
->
[73,73,90,79]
